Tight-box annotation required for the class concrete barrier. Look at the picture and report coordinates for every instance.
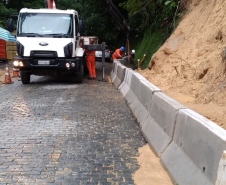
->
[117,58,126,65]
[129,76,161,127]
[112,63,226,184]
[110,58,127,84]
[161,109,226,185]
[112,62,126,89]
[118,68,133,97]
[110,60,119,83]
[215,151,226,185]
[141,92,185,157]
[119,69,161,127]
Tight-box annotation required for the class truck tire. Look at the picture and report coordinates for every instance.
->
[75,72,83,83]
[21,72,30,84]
[75,64,83,83]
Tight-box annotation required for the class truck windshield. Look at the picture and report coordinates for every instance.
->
[17,13,73,38]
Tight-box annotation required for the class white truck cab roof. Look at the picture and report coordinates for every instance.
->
[19,8,78,15]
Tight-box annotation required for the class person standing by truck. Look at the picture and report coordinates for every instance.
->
[86,39,96,79]
[112,46,125,60]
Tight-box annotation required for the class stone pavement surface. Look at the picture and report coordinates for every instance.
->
[0,62,147,185]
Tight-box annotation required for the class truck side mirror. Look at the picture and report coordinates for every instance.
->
[7,18,14,32]
[79,20,85,36]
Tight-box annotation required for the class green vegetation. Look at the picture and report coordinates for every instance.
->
[131,16,182,69]
[131,26,168,69]
[121,0,182,68]
[0,0,185,69]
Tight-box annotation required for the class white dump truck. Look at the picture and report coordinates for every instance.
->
[7,8,86,84]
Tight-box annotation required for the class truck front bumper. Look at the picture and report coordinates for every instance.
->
[12,57,83,75]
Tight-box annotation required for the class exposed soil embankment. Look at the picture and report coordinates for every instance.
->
[138,0,226,129]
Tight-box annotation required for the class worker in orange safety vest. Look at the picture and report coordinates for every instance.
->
[86,39,96,79]
[112,46,125,60]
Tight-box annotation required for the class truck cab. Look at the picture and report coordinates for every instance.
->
[9,8,85,84]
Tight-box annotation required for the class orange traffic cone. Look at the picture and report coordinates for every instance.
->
[53,0,56,9]
[12,68,20,77]
[3,64,13,84]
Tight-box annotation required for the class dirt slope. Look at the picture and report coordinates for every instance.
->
[138,0,226,129]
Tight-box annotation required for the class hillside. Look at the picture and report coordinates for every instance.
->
[138,0,226,129]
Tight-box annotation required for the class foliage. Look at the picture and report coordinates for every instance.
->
[120,0,182,69]
[131,25,168,69]
[0,0,126,46]
[22,0,44,9]
[120,0,180,36]
[0,0,184,69]
[66,0,120,44]
[0,1,17,28]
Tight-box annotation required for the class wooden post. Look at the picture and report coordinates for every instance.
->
[125,39,130,65]
[127,39,130,65]
[138,54,147,69]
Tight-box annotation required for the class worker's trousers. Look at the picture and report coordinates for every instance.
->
[86,57,96,79]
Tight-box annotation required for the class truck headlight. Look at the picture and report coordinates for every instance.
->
[66,63,70,68]
[19,61,24,67]
[13,60,19,66]
[13,60,24,67]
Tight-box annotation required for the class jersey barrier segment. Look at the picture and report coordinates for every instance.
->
[111,58,226,185]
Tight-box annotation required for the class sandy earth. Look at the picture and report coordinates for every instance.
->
[133,1,226,183]
[138,0,226,129]
[133,144,173,185]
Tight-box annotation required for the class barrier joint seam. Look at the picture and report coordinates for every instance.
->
[140,115,149,129]
[149,90,162,111]
[159,107,187,157]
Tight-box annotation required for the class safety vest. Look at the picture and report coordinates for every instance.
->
[86,51,95,61]
[113,49,122,59]
[86,51,95,56]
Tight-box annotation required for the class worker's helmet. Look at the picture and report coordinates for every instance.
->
[120,46,125,51]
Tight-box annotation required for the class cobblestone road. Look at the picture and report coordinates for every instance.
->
[0,62,146,185]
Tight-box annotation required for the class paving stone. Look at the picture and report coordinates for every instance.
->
[0,62,146,184]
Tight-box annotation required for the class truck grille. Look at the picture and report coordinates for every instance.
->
[30,51,58,58]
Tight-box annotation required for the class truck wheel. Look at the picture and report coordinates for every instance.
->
[21,72,30,84]
[75,64,83,83]
[75,72,83,83]
[84,63,89,75]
